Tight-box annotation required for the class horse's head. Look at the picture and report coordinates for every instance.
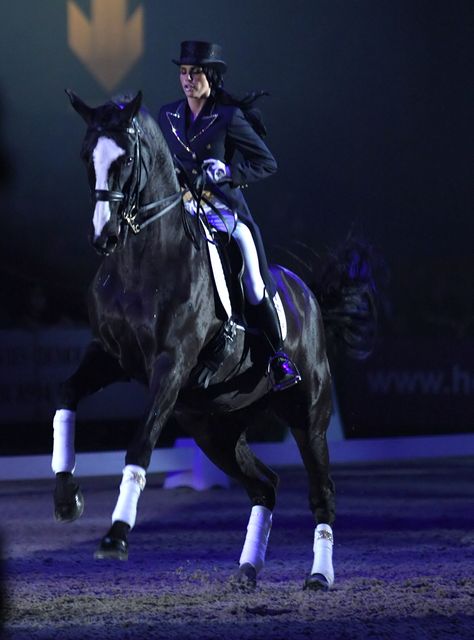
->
[67,90,146,255]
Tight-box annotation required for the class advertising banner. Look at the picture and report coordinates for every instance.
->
[335,338,474,438]
[0,329,148,437]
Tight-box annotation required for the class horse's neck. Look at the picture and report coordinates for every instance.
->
[146,141,180,201]
[136,162,183,250]
[115,182,204,288]
[115,147,212,302]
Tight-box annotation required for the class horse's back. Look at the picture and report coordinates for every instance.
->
[271,264,324,357]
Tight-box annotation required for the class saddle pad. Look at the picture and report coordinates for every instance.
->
[202,224,287,341]
[202,223,232,320]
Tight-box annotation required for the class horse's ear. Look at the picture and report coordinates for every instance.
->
[65,89,94,125]
[121,91,143,123]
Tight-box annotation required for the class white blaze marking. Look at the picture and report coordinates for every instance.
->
[92,137,126,239]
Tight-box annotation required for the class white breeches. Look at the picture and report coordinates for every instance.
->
[184,196,265,305]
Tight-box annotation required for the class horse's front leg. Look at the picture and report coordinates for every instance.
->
[94,351,183,560]
[52,339,128,522]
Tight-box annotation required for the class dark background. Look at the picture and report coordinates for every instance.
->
[0,0,472,447]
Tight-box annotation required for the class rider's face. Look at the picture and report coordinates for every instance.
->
[179,65,211,100]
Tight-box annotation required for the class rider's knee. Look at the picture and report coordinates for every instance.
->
[233,222,253,245]
[243,273,265,305]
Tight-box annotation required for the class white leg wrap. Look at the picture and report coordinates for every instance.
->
[310,523,334,586]
[51,409,76,474]
[111,465,146,529]
[239,505,272,573]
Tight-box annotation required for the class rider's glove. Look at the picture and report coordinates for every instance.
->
[202,158,230,184]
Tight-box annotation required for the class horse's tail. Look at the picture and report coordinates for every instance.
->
[279,234,385,361]
[312,235,385,360]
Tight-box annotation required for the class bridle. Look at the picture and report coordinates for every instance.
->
[91,118,182,236]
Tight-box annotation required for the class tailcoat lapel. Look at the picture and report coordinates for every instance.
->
[188,99,219,143]
[165,101,190,154]
[165,100,219,155]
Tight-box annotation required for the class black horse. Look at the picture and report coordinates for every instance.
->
[53,91,376,591]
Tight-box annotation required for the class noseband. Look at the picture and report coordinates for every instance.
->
[92,119,181,235]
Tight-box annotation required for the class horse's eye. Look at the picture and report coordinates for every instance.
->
[125,156,134,166]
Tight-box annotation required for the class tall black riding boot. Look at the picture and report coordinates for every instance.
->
[253,293,301,391]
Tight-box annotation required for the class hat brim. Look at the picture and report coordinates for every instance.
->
[172,58,227,73]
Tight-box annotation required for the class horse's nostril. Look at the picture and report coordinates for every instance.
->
[92,234,118,256]
[106,236,118,252]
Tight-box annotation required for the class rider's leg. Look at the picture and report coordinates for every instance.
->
[230,221,301,391]
[230,222,265,305]
[204,206,300,389]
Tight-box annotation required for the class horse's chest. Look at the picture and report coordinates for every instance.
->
[92,275,160,364]
[99,286,150,325]
[94,270,153,318]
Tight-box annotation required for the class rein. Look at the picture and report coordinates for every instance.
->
[92,119,182,235]
[122,191,182,234]
[174,157,237,249]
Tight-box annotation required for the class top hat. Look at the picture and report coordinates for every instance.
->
[172,41,227,73]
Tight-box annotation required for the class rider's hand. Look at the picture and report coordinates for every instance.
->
[202,158,230,184]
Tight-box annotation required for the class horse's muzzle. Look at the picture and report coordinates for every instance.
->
[92,234,119,256]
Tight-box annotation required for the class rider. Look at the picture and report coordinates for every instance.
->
[158,40,300,391]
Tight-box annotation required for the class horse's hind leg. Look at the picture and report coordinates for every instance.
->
[277,360,336,591]
[53,340,127,522]
[291,424,335,591]
[188,409,278,588]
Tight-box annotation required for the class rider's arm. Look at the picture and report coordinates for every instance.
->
[225,107,277,187]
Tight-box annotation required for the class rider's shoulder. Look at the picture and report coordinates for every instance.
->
[214,102,241,122]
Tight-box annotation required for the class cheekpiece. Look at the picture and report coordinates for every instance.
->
[173,40,227,72]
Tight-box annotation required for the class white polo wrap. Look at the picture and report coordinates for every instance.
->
[51,409,76,474]
[239,505,272,573]
[111,465,147,529]
[311,523,334,586]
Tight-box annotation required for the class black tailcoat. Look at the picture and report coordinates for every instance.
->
[158,97,278,295]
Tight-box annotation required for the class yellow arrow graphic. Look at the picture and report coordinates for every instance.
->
[68,0,144,92]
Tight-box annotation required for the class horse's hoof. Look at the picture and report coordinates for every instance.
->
[94,536,128,561]
[233,563,257,591]
[54,487,84,523]
[304,573,330,592]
